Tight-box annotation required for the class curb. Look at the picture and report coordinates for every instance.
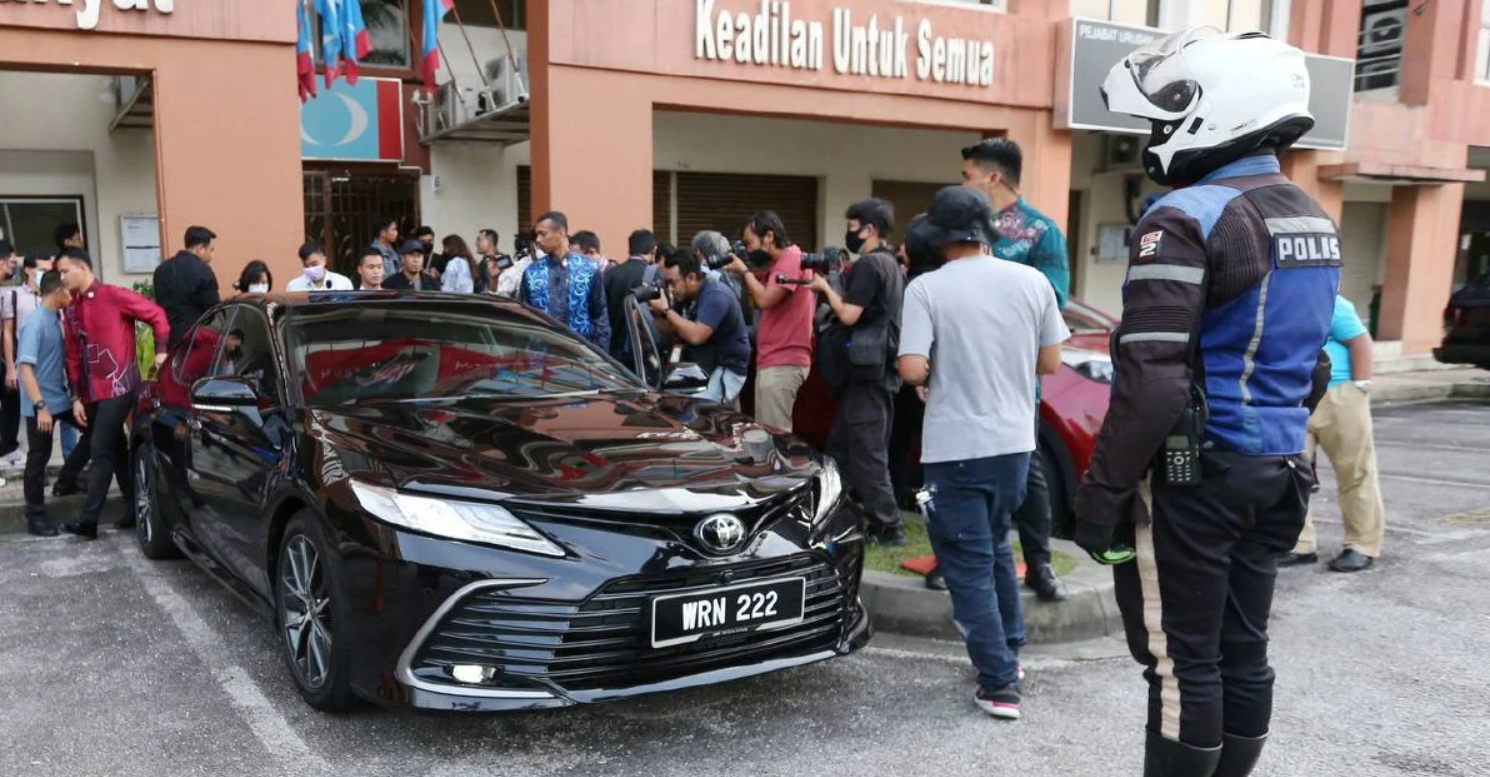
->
[860,539,1123,645]
[1372,379,1490,405]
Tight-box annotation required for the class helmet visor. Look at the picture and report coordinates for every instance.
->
[1125,26,1220,116]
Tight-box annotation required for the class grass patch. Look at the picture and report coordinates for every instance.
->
[865,518,1078,578]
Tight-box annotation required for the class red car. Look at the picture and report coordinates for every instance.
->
[785,298,1116,539]
[623,295,1117,538]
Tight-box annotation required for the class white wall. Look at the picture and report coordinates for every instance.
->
[1339,201,1388,320]
[654,111,980,251]
[0,72,158,285]
[1069,130,1168,316]
[421,140,528,251]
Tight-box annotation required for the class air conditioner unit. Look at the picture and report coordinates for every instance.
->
[436,82,481,130]
[485,54,530,102]
[1103,133,1144,172]
[1358,0,1406,59]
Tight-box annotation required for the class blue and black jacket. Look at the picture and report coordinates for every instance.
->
[1077,155,1339,524]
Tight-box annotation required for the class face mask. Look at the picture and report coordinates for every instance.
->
[27,268,42,284]
[844,229,867,255]
[248,283,269,294]
[304,265,326,282]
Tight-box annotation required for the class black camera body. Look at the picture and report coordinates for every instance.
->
[800,246,848,274]
[490,253,514,271]
[631,283,665,303]
[513,231,539,262]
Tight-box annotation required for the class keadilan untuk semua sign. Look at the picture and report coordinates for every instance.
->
[695,0,1003,88]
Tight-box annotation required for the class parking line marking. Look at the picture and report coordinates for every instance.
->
[1378,472,1490,490]
[119,545,329,774]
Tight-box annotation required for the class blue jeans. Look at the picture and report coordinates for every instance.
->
[923,452,1031,690]
[60,420,79,459]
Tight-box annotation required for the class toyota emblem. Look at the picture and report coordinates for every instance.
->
[694,513,747,554]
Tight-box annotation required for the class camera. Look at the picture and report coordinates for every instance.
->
[490,253,514,271]
[800,246,848,274]
[631,283,665,302]
[513,231,539,262]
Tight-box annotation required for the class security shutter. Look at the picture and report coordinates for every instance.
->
[870,180,948,240]
[517,165,531,232]
[675,172,818,252]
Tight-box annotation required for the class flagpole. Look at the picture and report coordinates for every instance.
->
[486,0,526,99]
[448,2,493,91]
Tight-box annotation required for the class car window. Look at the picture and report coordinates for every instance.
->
[281,302,642,407]
[220,309,281,403]
[173,309,234,388]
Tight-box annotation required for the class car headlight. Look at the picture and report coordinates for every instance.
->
[812,458,843,526]
[350,481,565,558]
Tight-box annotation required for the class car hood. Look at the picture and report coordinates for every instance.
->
[309,393,820,508]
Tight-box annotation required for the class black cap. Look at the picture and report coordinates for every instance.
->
[916,186,997,247]
[398,240,426,256]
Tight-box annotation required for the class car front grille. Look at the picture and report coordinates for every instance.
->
[409,553,848,693]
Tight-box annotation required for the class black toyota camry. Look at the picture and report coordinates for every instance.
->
[129,291,868,713]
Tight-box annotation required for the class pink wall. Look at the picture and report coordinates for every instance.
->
[530,0,1067,254]
[0,21,303,301]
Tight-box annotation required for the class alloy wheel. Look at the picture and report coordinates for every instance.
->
[281,535,333,690]
[134,453,153,547]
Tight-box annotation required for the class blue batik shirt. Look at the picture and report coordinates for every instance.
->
[519,252,611,348]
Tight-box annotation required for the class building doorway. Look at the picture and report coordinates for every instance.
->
[303,168,421,275]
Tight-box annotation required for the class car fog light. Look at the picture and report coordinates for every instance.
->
[451,664,500,685]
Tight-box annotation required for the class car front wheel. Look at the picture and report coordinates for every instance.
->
[276,512,356,712]
[132,442,181,560]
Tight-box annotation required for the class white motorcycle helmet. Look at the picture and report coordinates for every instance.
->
[1100,27,1313,187]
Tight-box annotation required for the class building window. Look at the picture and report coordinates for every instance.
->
[360,0,411,69]
[1356,0,1406,91]
[0,197,85,257]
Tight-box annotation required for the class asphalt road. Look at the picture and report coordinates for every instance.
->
[1,401,1488,777]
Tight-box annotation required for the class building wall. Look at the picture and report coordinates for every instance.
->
[654,112,980,252]
[0,73,158,284]
[1068,130,1168,315]
[422,140,528,252]
[1340,200,1389,318]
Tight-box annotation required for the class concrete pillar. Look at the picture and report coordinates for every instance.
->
[1006,113,1073,234]
[1400,0,1467,106]
[1378,184,1465,353]
[529,66,654,251]
[1281,151,1344,224]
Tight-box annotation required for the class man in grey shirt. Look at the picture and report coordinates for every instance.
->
[897,186,1069,721]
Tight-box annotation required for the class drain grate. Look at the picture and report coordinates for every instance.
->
[1439,507,1490,526]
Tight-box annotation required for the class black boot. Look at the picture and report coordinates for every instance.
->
[1144,730,1221,777]
[1212,732,1267,777]
[27,519,59,538]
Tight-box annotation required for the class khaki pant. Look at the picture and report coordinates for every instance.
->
[1294,383,1386,557]
[754,365,809,432]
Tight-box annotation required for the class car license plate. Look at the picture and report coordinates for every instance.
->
[650,577,806,649]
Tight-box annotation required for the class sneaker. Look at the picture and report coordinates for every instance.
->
[974,684,1021,720]
[1018,663,1026,681]
[0,451,24,468]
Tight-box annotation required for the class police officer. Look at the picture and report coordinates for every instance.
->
[1075,28,1338,777]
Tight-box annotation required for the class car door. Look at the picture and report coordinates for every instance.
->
[153,308,233,543]
[187,307,288,599]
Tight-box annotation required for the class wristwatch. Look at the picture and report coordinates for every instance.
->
[33,400,46,413]
[1353,380,1372,393]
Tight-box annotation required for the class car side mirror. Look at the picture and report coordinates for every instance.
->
[191,377,258,412]
[662,363,709,394]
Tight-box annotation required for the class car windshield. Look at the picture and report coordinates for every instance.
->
[281,303,641,406]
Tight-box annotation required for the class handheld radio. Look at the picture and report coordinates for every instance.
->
[1160,387,1207,487]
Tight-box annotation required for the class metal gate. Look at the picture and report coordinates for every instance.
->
[303,169,420,275]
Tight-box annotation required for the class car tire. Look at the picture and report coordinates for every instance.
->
[1041,441,1075,542]
[132,442,182,560]
[275,512,358,712]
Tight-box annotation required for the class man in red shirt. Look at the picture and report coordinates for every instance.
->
[56,248,170,539]
[724,211,815,432]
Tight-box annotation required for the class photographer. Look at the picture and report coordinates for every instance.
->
[650,249,750,407]
[808,198,906,546]
[723,211,814,432]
